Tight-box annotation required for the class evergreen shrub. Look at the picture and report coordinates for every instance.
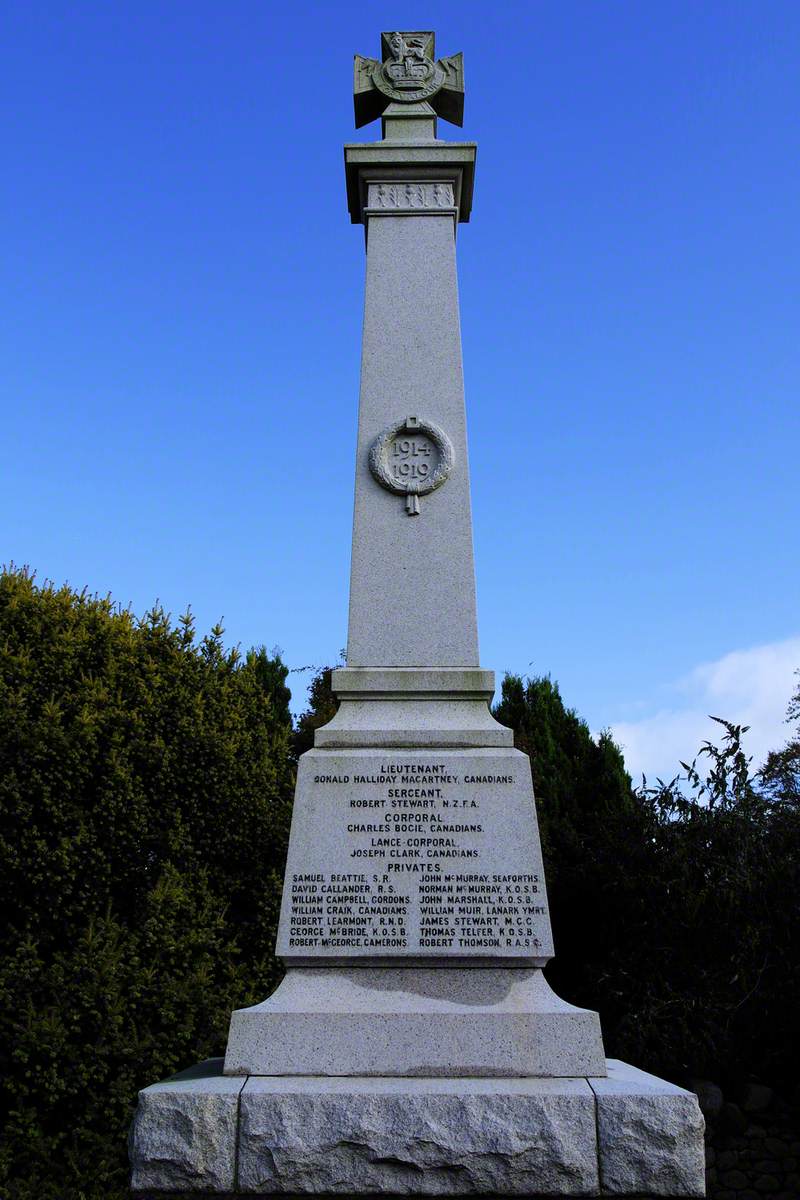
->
[2,567,797,1198]
[495,675,800,1091]
[0,568,294,1200]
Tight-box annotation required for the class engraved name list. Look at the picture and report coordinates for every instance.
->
[276,752,554,963]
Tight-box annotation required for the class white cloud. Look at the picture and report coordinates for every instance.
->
[610,637,800,784]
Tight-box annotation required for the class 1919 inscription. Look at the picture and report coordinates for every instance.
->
[390,435,436,483]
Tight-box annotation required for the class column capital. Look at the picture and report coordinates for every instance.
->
[344,141,476,225]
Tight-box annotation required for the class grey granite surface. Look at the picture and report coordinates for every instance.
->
[129,1059,705,1196]
[224,967,604,1078]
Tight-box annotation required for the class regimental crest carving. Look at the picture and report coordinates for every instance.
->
[354,31,464,129]
[369,416,454,515]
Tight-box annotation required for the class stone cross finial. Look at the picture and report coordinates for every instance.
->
[354,31,464,128]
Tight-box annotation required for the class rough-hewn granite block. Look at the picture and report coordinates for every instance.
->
[238,1074,598,1195]
[129,1059,242,1194]
[590,1059,706,1196]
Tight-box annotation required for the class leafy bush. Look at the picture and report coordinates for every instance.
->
[629,714,800,1088]
[495,675,800,1091]
[0,568,294,1200]
[293,664,340,758]
[2,568,797,1198]
[493,675,658,1055]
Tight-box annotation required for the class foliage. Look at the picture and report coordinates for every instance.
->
[293,664,340,758]
[2,575,798,1198]
[758,670,800,810]
[0,567,294,1200]
[493,675,655,1052]
[495,675,800,1090]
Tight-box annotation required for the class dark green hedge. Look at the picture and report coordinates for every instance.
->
[296,666,800,1088]
[0,568,294,1199]
[1,568,797,1198]
[494,674,800,1091]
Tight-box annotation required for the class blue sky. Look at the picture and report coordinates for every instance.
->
[3,2,798,780]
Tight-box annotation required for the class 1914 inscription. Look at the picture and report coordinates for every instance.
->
[277,751,554,963]
[389,434,437,485]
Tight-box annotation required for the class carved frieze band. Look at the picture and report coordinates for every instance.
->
[366,181,456,215]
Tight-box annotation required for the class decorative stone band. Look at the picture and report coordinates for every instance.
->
[367,180,454,209]
[331,666,496,700]
[364,180,458,230]
[315,666,514,748]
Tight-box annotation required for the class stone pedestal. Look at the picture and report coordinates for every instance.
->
[129,1059,705,1196]
[130,29,706,1197]
[224,967,606,1079]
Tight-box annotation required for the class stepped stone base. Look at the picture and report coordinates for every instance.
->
[224,967,606,1078]
[129,1059,705,1196]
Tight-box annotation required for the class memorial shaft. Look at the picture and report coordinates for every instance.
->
[348,173,478,666]
[263,38,559,973]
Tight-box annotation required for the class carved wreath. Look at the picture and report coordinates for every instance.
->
[369,416,454,515]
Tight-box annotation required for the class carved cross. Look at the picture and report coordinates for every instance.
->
[353,31,464,129]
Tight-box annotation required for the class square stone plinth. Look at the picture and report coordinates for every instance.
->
[129,1058,705,1196]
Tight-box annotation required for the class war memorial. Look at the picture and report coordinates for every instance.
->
[129,31,706,1196]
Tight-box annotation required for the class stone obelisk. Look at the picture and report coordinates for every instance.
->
[224,29,599,1076]
[130,32,706,1197]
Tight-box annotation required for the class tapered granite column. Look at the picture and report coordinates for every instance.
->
[318,118,505,748]
[347,173,477,667]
